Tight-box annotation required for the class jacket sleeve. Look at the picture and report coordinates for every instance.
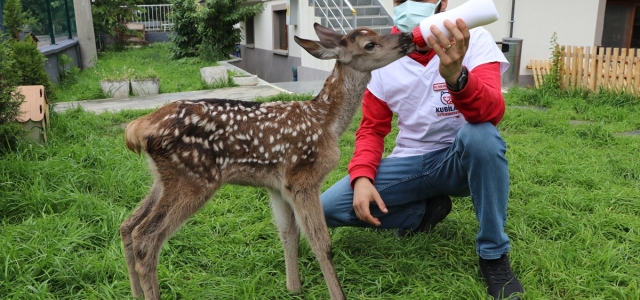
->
[347,89,393,187]
[449,61,505,125]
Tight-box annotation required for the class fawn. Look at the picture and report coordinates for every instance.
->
[120,23,415,300]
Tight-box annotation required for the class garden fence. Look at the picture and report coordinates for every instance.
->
[529,45,640,96]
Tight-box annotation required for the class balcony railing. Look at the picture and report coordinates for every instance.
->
[128,4,174,32]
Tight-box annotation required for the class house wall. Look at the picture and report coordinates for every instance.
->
[235,0,336,82]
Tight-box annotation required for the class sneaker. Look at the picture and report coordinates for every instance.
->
[395,195,452,237]
[479,254,524,299]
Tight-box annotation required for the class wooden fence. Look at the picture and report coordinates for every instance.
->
[529,46,640,96]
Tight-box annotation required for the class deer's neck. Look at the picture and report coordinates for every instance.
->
[312,63,371,137]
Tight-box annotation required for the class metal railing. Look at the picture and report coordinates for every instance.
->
[315,0,357,34]
[129,4,174,32]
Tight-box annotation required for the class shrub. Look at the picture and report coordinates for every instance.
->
[11,36,57,103]
[91,0,143,50]
[169,0,201,59]
[0,33,27,151]
[170,0,264,61]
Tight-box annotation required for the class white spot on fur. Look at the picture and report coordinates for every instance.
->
[291,155,298,163]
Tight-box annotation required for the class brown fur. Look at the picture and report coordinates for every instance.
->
[120,23,415,300]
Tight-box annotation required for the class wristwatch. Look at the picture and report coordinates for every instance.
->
[447,67,468,92]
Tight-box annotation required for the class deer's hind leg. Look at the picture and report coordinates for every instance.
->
[131,173,220,300]
[121,180,163,298]
[287,185,345,300]
[268,188,302,294]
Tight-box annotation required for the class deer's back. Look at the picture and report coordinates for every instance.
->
[132,99,337,188]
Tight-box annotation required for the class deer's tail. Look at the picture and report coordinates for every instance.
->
[125,118,151,154]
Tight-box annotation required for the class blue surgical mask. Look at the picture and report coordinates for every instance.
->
[393,0,441,33]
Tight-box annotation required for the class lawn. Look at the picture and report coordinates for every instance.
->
[0,88,639,299]
[54,43,237,103]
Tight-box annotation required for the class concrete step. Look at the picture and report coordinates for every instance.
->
[315,5,384,17]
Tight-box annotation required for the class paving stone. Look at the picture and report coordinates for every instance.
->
[615,130,640,137]
[569,120,595,125]
[509,106,548,112]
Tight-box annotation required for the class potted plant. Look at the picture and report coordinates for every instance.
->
[232,71,259,86]
[99,67,132,99]
[130,68,160,96]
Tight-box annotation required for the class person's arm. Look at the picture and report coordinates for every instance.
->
[347,88,392,225]
[448,62,505,125]
[347,89,393,186]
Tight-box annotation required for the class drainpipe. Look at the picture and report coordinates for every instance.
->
[509,0,515,38]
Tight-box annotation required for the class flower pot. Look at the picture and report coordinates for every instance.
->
[200,66,228,85]
[233,74,258,86]
[100,80,130,99]
[131,78,160,96]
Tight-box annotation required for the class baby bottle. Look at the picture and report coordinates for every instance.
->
[412,0,500,48]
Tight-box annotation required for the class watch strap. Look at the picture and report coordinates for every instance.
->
[447,67,468,92]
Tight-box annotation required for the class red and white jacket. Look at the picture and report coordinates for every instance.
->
[348,27,510,186]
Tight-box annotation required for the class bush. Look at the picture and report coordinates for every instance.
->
[169,0,201,59]
[170,0,264,61]
[91,0,143,51]
[0,33,27,151]
[11,36,57,103]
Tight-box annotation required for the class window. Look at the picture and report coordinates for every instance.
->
[245,17,255,46]
[273,4,288,52]
[601,1,640,48]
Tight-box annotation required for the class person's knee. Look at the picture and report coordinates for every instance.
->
[320,182,352,228]
[457,122,506,155]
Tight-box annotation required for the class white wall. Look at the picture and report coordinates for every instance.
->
[297,1,337,73]
[511,0,605,77]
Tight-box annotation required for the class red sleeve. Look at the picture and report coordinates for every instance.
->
[347,89,392,187]
[449,62,505,125]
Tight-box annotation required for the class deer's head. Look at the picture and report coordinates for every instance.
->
[294,23,415,72]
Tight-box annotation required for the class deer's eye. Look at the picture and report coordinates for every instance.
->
[364,43,376,51]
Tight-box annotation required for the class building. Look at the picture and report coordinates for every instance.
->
[232,0,640,87]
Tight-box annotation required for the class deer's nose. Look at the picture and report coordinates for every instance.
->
[400,32,413,43]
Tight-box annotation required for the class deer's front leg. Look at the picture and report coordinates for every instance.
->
[268,188,302,294]
[288,187,345,300]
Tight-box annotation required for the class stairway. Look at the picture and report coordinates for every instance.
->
[313,0,394,35]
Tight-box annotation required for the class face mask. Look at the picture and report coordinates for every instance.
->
[393,0,441,33]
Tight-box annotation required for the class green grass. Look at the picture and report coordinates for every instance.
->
[54,43,236,103]
[1,89,639,299]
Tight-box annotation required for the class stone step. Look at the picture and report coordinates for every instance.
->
[315,5,384,17]
[321,15,391,28]
[310,0,374,8]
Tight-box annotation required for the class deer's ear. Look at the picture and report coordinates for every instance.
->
[313,22,344,44]
[294,36,340,60]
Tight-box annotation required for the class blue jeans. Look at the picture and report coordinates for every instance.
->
[321,123,510,259]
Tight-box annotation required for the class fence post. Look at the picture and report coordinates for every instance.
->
[63,0,73,39]
[46,0,56,44]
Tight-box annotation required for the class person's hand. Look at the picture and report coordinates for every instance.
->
[352,177,388,226]
[426,18,471,86]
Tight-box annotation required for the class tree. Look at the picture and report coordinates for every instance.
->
[2,0,35,41]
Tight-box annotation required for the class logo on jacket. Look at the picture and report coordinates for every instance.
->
[435,90,459,117]
[440,90,453,105]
